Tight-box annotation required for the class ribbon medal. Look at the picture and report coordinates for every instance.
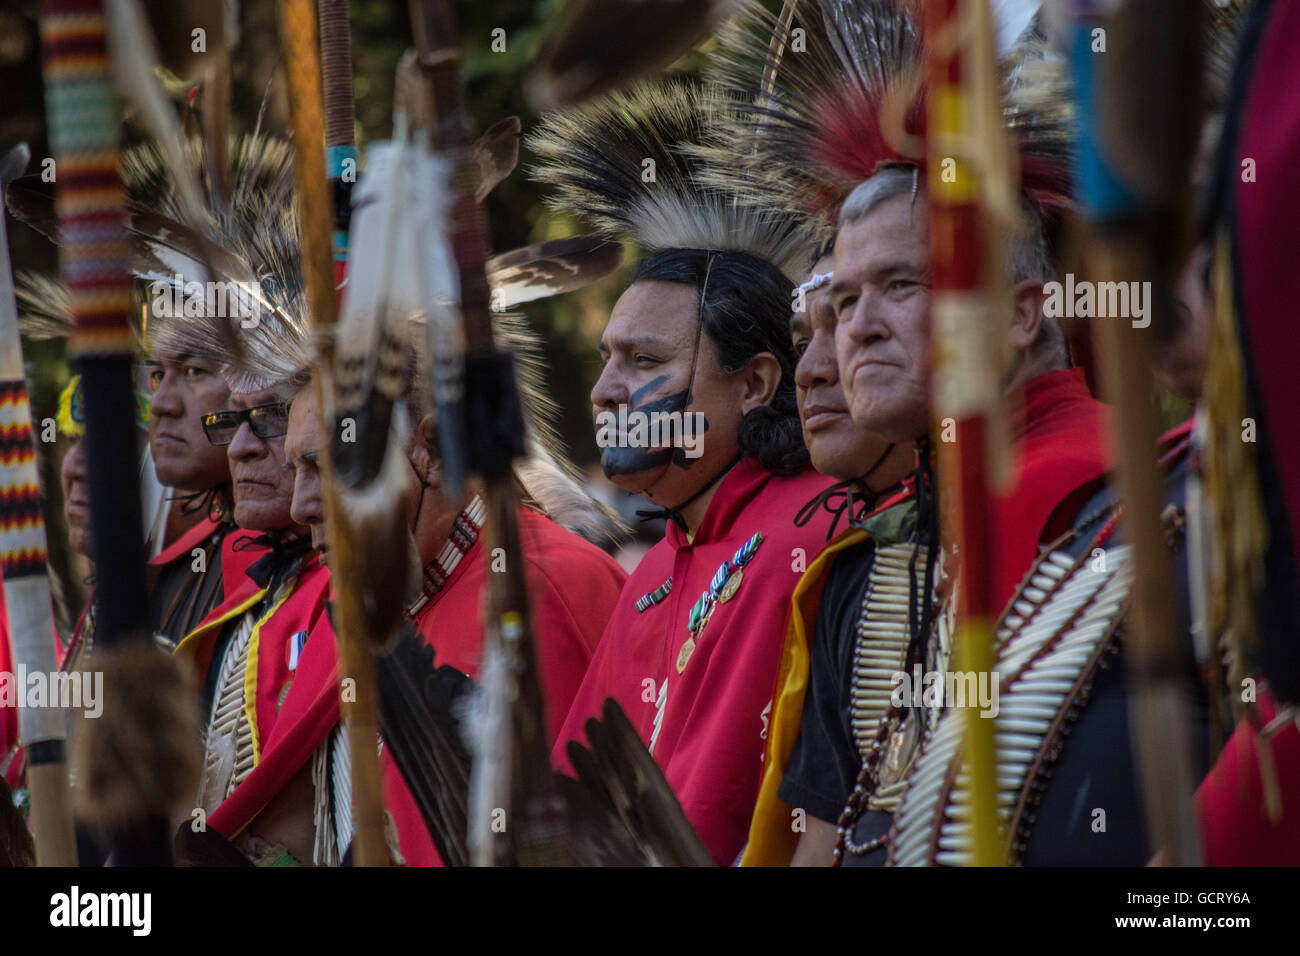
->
[676,532,765,674]
[636,576,673,613]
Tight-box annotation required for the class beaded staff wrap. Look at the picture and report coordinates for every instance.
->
[0,141,77,864]
[0,179,61,752]
[888,543,1132,866]
[41,0,133,360]
[41,0,150,650]
[318,0,356,282]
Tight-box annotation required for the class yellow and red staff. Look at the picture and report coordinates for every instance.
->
[923,0,1019,867]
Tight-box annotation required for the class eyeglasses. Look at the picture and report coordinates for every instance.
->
[202,402,290,446]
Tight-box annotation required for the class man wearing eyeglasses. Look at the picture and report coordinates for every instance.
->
[172,370,335,864]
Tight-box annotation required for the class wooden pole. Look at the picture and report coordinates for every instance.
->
[409,0,547,866]
[278,0,388,867]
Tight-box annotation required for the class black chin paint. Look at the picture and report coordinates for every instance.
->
[598,388,712,478]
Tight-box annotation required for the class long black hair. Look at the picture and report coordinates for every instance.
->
[632,247,809,477]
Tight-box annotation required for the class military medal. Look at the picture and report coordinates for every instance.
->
[636,576,673,613]
[676,532,765,674]
[718,568,743,603]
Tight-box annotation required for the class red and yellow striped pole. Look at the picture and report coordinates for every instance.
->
[923,0,1002,867]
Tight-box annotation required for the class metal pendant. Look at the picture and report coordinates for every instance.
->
[676,636,696,674]
[717,567,743,604]
[878,714,922,788]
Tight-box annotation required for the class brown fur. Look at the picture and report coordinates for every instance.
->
[72,643,200,829]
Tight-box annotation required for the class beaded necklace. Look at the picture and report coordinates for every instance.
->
[834,544,952,863]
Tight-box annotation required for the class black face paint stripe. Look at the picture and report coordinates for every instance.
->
[601,445,673,478]
[630,374,670,406]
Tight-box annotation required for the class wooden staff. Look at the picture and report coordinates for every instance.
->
[0,143,77,866]
[923,0,1006,867]
[277,0,388,867]
[407,0,548,866]
[1067,1,1204,866]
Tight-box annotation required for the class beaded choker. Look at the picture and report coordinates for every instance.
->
[407,496,486,617]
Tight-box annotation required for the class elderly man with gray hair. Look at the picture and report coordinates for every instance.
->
[761,165,1113,866]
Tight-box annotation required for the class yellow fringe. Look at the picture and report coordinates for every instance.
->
[1202,229,1269,720]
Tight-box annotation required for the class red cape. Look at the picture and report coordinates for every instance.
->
[175,538,333,838]
[208,507,627,867]
[553,457,837,865]
[383,506,627,865]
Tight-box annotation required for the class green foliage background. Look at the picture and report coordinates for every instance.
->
[0,0,670,626]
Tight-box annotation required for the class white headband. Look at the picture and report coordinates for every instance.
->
[798,270,833,297]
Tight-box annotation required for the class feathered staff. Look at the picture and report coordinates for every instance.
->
[1065,0,1205,865]
[405,0,551,867]
[277,0,391,867]
[0,143,77,866]
[39,0,197,865]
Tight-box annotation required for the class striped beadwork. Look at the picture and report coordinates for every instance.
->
[40,0,133,358]
[0,381,49,578]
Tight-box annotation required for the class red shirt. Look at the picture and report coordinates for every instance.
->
[180,537,333,838]
[384,505,627,865]
[553,457,836,865]
[991,367,1112,612]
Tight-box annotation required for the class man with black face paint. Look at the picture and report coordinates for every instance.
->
[530,79,838,865]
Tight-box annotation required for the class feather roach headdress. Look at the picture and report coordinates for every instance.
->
[699,0,1071,240]
[123,133,312,393]
[4,131,308,390]
[526,76,815,280]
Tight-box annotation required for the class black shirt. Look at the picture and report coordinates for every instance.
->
[778,538,876,826]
